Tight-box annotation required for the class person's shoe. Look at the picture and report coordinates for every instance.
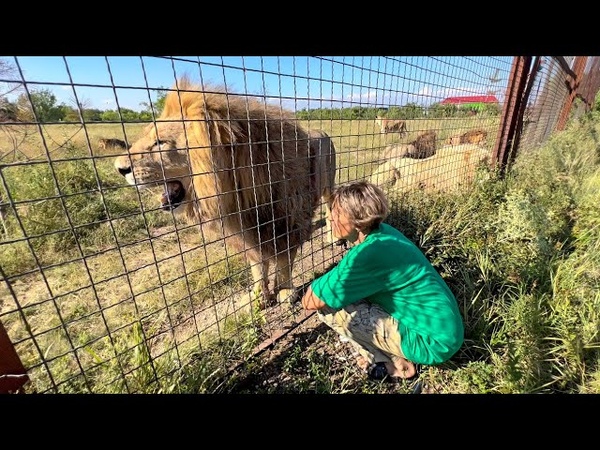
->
[367,362,391,381]
[367,362,420,382]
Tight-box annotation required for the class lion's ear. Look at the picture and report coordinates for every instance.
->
[205,114,240,146]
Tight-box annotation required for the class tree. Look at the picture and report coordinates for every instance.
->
[0,58,21,98]
[0,59,22,122]
[100,110,120,122]
[16,88,65,122]
[402,103,425,119]
[58,104,78,122]
[119,108,140,122]
[83,108,103,122]
[0,97,18,122]
[428,103,457,118]
[140,87,169,117]
[100,108,141,122]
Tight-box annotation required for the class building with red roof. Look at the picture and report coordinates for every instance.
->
[440,95,499,110]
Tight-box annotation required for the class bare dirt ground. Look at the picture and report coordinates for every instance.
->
[223,311,439,394]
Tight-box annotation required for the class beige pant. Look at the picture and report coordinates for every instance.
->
[318,300,407,366]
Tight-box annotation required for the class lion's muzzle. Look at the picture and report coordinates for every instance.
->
[118,167,131,177]
[114,158,138,186]
[161,181,186,211]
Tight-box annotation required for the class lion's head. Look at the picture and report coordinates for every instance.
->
[114,118,195,217]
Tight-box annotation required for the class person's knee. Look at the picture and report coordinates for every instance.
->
[317,305,336,325]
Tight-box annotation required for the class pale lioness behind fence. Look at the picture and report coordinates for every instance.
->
[375,116,408,136]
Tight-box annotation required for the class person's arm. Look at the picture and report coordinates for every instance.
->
[301,285,327,310]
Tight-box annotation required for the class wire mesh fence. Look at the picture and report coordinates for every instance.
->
[1,56,598,393]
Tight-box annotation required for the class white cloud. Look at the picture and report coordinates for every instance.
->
[345,90,379,103]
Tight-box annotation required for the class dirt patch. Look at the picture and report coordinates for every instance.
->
[223,312,438,394]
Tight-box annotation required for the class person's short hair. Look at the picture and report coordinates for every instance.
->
[330,181,389,232]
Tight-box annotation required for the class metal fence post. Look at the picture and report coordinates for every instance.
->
[556,57,588,131]
[492,56,533,174]
[0,320,29,393]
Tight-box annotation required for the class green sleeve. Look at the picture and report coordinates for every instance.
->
[311,243,383,308]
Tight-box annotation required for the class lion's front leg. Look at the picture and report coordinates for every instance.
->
[323,208,334,244]
[249,258,275,309]
[322,201,346,247]
[318,192,336,245]
[273,248,298,304]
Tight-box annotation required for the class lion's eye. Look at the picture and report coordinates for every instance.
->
[152,140,172,154]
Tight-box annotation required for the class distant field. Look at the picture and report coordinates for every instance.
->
[0,122,146,161]
[298,116,499,183]
[0,115,499,279]
[0,116,498,160]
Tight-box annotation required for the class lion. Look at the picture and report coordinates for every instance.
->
[114,78,336,309]
[306,128,338,245]
[98,138,129,150]
[375,116,408,136]
[369,144,490,192]
[445,129,488,146]
[461,129,488,145]
[383,143,417,161]
[381,130,436,161]
[409,130,437,159]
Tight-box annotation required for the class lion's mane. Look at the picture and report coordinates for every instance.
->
[165,81,316,255]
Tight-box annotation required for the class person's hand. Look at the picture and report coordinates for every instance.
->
[301,286,327,310]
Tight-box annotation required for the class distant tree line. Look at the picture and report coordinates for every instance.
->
[0,89,501,124]
[295,102,501,120]
[0,88,169,123]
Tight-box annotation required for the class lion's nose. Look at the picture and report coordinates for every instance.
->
[118,167,132,176]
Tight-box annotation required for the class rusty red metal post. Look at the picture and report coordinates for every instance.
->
[556,57,588,131]
[0,320,29,393]
[492,56,533,173]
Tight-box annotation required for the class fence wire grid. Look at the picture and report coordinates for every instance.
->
[1,56,598,393]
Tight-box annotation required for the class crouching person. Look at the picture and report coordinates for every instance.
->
[301,180,464,381]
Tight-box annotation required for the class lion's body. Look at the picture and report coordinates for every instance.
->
[98,138,129,150]
[383,143,416,160]
[375,116,408,135]
[307,128,337,243]
[114,79,336,308]
[381,131,437,163]
[369,144,490,192]
[445,129,488,146]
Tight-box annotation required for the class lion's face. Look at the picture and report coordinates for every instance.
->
[114,120,193,212]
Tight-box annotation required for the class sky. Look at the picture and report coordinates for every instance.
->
[1,56,513,112]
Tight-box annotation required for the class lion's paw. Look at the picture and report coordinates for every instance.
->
[277,288,298,305]
[243,289,275,311]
